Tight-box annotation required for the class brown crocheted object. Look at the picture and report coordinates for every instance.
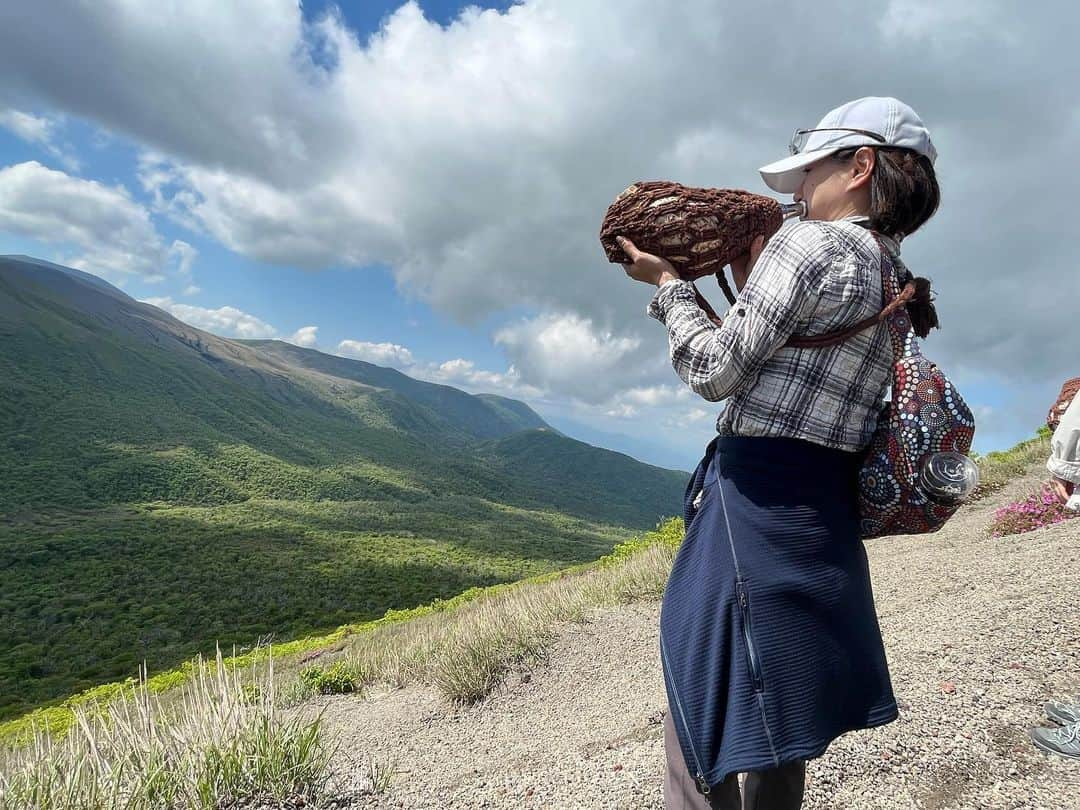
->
[599,181,785,304]
[1048,377,1080,431]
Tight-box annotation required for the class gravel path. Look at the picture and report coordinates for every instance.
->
[311,465,1080,809]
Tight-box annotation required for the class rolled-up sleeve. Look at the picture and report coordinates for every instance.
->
[1048,391,1080,483]
[647,222,830,402]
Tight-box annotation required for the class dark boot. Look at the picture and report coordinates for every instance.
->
[740,760,806,810]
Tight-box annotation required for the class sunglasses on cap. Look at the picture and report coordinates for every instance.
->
[789,127,886,156]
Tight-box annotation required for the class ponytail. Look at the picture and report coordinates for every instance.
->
[833,146,942,335]
[867,148,940,240]
[899,268,939,338]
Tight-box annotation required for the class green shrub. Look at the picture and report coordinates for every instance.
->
[599,517,683,567]
[971,429,1052,500]
[299,661,361,696]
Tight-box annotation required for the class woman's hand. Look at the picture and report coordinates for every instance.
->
[616,236,679,287]
[617,232,768,291]
[1050,476,1075,503]
[729,235,767,292]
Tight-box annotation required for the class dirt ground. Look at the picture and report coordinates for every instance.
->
[309,464,1080,809]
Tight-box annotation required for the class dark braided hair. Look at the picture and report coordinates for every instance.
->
[896,268,939,338]
[833,146,941,337]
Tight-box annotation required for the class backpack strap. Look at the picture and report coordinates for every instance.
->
[692,283,724,326]
[783,233,914,350]
[785,283,915,348]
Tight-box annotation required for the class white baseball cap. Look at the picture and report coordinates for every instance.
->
[759,96,937,194]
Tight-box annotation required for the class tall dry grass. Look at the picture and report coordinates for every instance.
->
[0,650,332,810]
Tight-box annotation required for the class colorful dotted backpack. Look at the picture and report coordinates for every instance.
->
[787,235,976,539]
[858,241,976,538]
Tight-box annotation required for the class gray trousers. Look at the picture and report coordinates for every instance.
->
[663,710,806,810]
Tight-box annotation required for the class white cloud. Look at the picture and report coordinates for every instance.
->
[604,403,639,419]
[494,312,667,403]
[0,109,80,171]
[597,384,697,421]
[182,284,201,296]
[414,358,545,400]
[0,0,1076,446]
[685,408,713,424]
[595,384,698,420]
[335,339,414,368]
[430,358,476,380]
[0,161,176,281]
[0,109,54,144]
[622,385,693,409]
[0,1,747,322]
[143,296,277,339]
[287,325,319,348]
[169,240,198,276]
[878,0,1018,47]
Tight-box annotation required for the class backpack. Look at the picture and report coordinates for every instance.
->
[1047,377,1080,432]
[786,234,976,539]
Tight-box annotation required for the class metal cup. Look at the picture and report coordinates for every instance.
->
[919,452,980,505]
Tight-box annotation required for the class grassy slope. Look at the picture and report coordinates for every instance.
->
[0,430,1050,746]
[0,258,684,718]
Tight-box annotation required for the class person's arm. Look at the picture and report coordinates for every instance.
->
[645,223,831,402]
[1047,390,1080,500]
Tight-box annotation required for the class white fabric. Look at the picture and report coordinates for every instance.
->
[1047,389,1080,485]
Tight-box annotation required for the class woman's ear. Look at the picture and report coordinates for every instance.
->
[847,146,876,191]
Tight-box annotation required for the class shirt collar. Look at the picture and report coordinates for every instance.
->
[841,214,901,256]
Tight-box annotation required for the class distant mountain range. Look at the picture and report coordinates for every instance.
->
[543,415,695,473]
[0,255,685,718]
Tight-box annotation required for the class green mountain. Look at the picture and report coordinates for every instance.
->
[0,255,685,719]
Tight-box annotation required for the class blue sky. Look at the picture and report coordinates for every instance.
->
[0,1,1075,470]
[0,1,521,372]
[0,101,508,370]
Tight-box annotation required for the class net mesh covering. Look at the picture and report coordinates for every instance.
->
[599,181,784,303]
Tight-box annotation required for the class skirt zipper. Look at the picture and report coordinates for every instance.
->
[737,581,765,692]
[659,631,712,796]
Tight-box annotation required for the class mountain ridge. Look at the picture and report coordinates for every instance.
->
[0,255,685,718]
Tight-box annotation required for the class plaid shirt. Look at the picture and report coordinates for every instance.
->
[647,218,902,452]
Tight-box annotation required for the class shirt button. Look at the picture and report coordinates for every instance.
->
[737,307,746,316]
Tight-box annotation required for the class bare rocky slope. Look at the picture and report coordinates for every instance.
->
[308,464,1080,809]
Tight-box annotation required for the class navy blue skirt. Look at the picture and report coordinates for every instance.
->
[660,436,897,793]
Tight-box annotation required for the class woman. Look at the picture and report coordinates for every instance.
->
[1029,386,1080,760]
[1046,378,1080,509]
[617,97,942,809]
